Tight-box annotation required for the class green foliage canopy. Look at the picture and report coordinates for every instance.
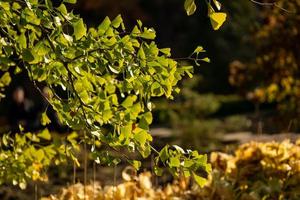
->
[0,0,227,188]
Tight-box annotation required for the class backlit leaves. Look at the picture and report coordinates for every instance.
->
[184,0,227,30]
[0,0,211,188]
[98,17,111,35]
[0,72,11,100]
[37,128,51,140]
[0,72,11,87]
[209,12,227,30]
[0,130,73,189]
[156,145,211,187]
[192,172,207,187]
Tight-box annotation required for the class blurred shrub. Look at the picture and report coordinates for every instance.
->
[222,115,252,132]
[229,0,300,120]
[154,78,252,150]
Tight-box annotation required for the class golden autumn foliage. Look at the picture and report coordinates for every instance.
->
[229,0,300,114]
[42,170,193,200]
[200,139,300,200]
[43,139,300,200]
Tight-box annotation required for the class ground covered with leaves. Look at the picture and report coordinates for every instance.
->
[40,139,300,200]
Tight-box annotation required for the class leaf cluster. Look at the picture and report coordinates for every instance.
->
[0,0,215,188]
[198,140,300,200]
[0,129,77,189]
[184,0,227,30]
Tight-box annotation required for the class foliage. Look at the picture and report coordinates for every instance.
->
[41,169,193,200]
[0,129,79,189]
[0,0,229,188]
[199,140,300,200]
[184,0,227,30]
[143,0,257,150]
[0,72,11,100]
[229,0,300,116]
[43,139,300,200]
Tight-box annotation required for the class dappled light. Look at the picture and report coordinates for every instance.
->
[0,0,299,199]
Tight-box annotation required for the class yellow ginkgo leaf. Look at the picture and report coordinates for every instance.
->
[209,12,227,30]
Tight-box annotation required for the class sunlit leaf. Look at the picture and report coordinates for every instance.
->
[184,0,197,16]
[129,160,141,170]
[0,72,11,86]
[169,156,181,168]
[213,0,222,10]
[209,12,227,30]
[98,17,111,35]
[111,14,123,28]
[73,19,87,40]
[192,172,207,187]
[37,129,51,140]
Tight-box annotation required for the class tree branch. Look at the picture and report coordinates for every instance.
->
[249,0,295,13]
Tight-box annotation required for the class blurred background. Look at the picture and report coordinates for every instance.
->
[1,0,299,152]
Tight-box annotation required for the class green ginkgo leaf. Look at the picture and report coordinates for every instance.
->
[22,49,34,62]
[193,172,207,187]
[73,19,86,40]
[37,128,51,140]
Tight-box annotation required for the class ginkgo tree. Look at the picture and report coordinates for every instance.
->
[0,0,226,189]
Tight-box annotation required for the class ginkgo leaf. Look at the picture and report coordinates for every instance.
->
[201,57,210,63]
[41,112,51,126]
[209,12,227,30]
[0,72,11,86]
[184,0,197,16]
[193,46,205,54]
[73,19,86,40]
[37,128,51,140]
[213,0,222,10]
[192,172,207,187]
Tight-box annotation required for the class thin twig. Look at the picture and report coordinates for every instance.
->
[249,0,274,6]
[249,0,296,13]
